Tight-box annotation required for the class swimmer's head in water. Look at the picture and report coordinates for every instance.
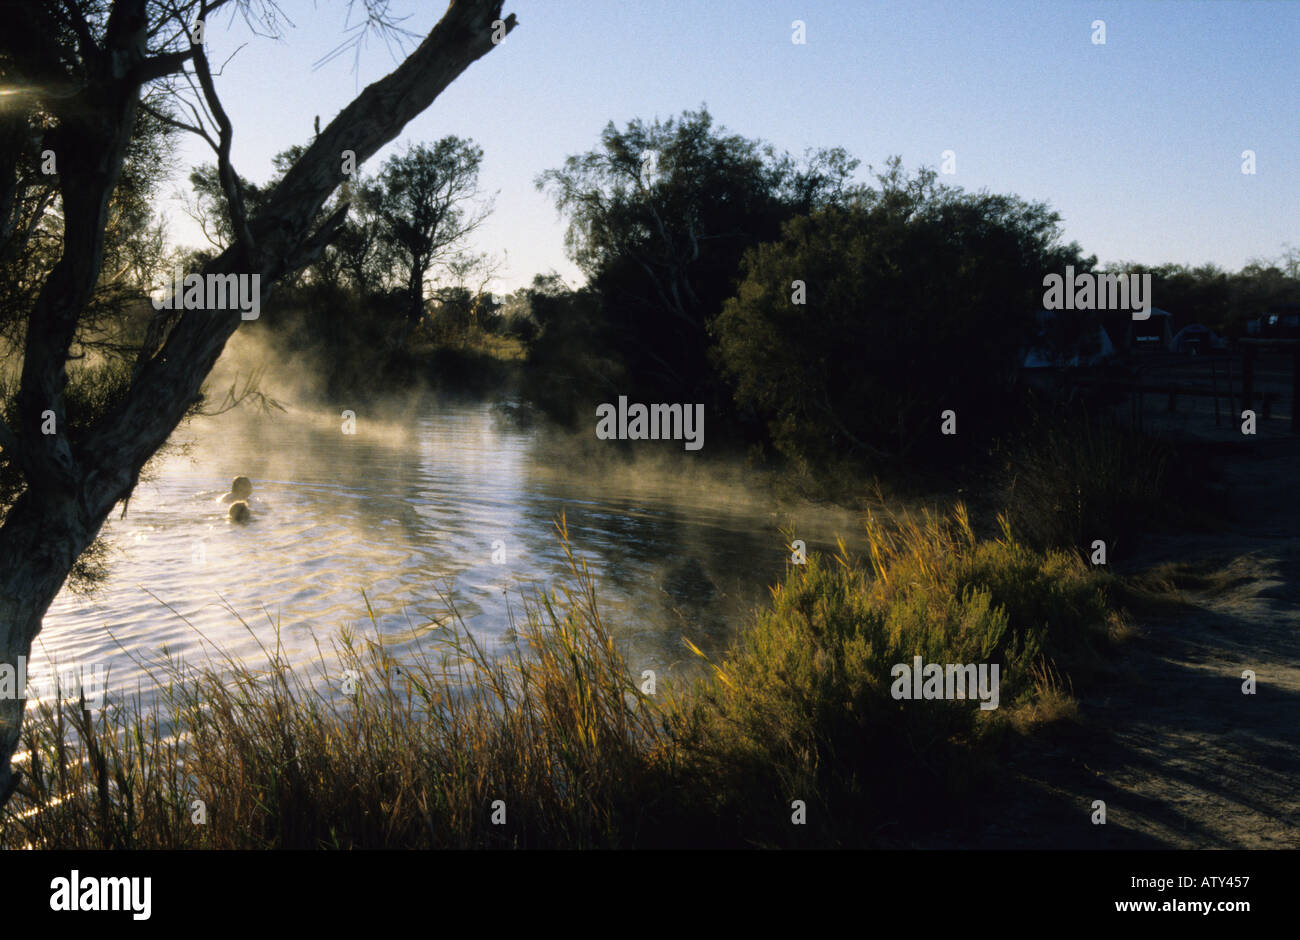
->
[229,476,252,500]
[228,501,251,523]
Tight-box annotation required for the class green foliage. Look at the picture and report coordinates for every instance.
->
[712,158,1095,470]
[1104,251,1300,336]
[373,138,491,328]
[680,506,1115,844]
[0,95,176,348]
[0,92,178,588]
[537,107,860,400]
[518,279,626,424]
[192,137,498,397]
[329,176,394,296]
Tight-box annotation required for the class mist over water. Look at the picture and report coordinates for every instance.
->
[36,388,864,711]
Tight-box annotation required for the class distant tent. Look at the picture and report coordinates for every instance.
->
[1021,310,1115,369]
[1130,307,1174,351]
[1100,307,1175,351]
[1170,323,1226,354]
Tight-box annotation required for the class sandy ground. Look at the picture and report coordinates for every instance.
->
[923,408,1299,849]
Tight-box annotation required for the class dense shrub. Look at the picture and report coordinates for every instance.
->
[712,160,1095,471]
[679,507,1117,844]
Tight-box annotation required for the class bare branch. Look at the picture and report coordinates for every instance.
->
[189,30,255,260]
[313,0,420,73]
[133,48,195,84]
[138,100,214,147]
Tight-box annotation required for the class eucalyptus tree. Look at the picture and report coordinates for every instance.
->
[0,0,517,808]
[372,137,492,333]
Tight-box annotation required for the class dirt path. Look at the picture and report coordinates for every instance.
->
[926,434,1300,848]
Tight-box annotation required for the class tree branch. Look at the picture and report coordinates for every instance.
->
[189,31,255,261]
[81,1,519,497]
[139,100,215,147]
[133,48,194,84]
[57,0,100,65]
[287,201,351,272]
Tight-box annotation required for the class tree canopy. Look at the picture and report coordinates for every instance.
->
[712,159,1096,467]
[538,107,861,400]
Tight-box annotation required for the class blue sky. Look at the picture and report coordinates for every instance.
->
[166,0,1300,292]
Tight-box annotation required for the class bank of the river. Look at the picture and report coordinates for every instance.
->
[911,434,1300,848]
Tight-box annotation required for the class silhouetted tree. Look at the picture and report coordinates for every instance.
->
[537,107,860,401]
[373,138,492,338]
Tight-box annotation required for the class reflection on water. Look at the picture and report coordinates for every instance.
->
[36,401,858,708]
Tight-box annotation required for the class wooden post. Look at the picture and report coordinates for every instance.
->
[1211,358,1220,426]
[1293,345,1299,434]
[1226,354,1233,421]
[1241,344,1256,417]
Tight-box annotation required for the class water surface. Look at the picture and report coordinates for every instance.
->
[35,401,859,708]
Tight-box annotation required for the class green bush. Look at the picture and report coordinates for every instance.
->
[678,507,1117,846]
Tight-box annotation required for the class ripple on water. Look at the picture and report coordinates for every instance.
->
[38,402,816,713]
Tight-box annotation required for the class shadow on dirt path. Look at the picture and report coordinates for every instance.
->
[920,434,1300,848]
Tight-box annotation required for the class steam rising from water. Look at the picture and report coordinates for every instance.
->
[36,327,870,713]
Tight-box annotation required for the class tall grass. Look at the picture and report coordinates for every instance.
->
[998,408,1172,556]
[5,518,678,849]
[2,510,1123,849]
